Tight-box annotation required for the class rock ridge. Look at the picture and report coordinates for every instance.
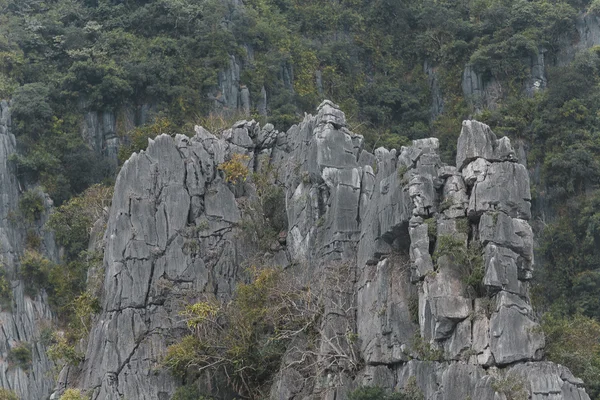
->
[61,101,589,399]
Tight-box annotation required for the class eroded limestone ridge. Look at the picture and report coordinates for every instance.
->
[63,101,589,400]
[0,100,57,400]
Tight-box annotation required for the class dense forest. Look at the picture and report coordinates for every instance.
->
[3,0,600,398]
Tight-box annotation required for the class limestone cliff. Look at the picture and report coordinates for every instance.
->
[0,100,57,399]
[58,101,590,400]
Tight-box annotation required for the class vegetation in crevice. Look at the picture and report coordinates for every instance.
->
[219,153,251,185]
[411,335,444,362]
[349,379,424,400]
[491,374,528,400]
[432,235,484,296]
[0,261,12,310]
[7,342,32,371]
[31,184,112,367]
[0,388,18,400]
[58,389,88,400]
[408,294,420,325]
[163,267,320,399]
[18,189,45,223]
[237,159,287,252]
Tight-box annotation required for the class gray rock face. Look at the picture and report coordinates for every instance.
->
[81,102,157,168]
[557,13,600,66]
[468,162,531,220]
[82,108,118,168]
[0,100,57,400]
[456,120,517,170]
[211,55,254,117]
[60,120,271,399]
[63,107,590,400]
[462,48,546,109]
[424,61,444,118]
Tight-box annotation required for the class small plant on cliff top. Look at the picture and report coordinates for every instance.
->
[219,153,250,184]
[118,117,176,162]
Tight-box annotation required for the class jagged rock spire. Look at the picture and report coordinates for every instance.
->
[61,103,589,400]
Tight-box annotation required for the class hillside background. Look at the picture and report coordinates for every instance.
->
[2,0,600,398]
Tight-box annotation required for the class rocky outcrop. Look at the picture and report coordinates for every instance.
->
[81,102,157,169]
[424,61,444,118]
[61,115,271,399]
[462,49,547,110]
[0,100,57,399]
[556,12,600,66]
[82,108,119,168]
[63,102,590,399]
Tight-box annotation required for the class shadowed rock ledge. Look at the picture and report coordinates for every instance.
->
[59,101,589,400]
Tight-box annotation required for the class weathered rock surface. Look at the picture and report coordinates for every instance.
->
[81,101,157,168]
[557,13,600,67]
[59,104,590,400]
[0,100,57,400]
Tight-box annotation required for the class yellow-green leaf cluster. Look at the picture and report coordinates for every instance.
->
[219,153,250,184]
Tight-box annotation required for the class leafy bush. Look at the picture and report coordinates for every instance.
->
[237,160,287,251]
[589,0,600,15]
[48,184,113,258]
[491,374,528,400]
[171,384,208,400]
[0,388,18,400]
[19,249,97,320]
[219,153,250,184]
[18,190,45,223]
[118,117,176,163]
[25,229,41,250]
[433,235,484,295]
[164,267,318,399]
[47,333,85,367]
[0,266,12,310]
[534,190,600,319]
[19,250,55,297]
[59,389,87,400]
[8,342,32,370]
[411,335,443,361]
[11,83,53,138]
[72,292,101,336]
[9,114,111,205]
[542,312,600,398]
